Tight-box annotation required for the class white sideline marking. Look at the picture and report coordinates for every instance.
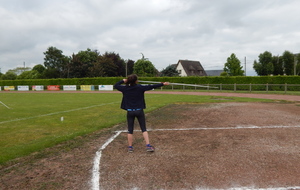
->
[204,187,300,190]
[0,102,118,125]
[114,125,300,134]
[150,125,300,131]
[0,101,10,109]
[92,125,300,190]
[91,131,122,190]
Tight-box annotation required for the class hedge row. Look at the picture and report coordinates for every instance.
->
[1,76,300,87]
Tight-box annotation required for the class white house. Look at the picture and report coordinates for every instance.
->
[176,60,207,77]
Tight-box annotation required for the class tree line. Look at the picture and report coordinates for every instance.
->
[222,50,300,76]
[253,50,300,76]
[0,46,179,80]
[1,47,299,80]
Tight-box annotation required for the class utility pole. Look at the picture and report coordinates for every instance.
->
[294,54,297,76]
[23,61,26,73]
[244,56,246,76]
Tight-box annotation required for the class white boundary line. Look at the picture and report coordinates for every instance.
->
[151,125,300,131]
[0,101,10,109]
[0,101,118,125]
[91,125,300,190]
[209,187,300,190]
[91,131,122,190]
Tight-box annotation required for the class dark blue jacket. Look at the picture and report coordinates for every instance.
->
[114,80,164,110]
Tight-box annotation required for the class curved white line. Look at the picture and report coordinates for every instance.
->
[93,126,300,190]
[91,131,122,190]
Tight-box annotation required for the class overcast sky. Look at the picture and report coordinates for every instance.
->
[1,0,300,76]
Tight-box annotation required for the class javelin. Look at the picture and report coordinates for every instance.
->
[139,80,218,89]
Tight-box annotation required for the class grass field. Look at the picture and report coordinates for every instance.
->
[0,92,272,165]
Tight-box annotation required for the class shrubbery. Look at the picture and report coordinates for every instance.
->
[1,76,300,87]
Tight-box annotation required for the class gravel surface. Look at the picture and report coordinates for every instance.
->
[1,92,300,190]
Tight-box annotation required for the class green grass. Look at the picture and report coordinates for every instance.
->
[0,92,273,165]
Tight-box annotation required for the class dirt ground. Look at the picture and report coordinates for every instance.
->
[1,92,300,190]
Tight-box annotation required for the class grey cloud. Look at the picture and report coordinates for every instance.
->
[1,0,300,76]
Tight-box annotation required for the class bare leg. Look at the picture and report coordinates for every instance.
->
[128,134,133,146]
[142,131,150,145]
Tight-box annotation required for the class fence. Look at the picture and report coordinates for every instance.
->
[165,83,300,93]
[0,85,113,91]
[1,83,300,93]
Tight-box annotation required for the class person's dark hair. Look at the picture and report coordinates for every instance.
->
[126,74,138,86]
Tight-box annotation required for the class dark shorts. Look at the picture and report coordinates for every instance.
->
[127,109,146,134]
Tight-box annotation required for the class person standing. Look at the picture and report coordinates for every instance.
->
[114,74,169,152]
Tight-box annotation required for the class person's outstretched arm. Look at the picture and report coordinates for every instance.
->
[141,82,170,91]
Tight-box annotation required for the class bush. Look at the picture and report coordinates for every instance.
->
[1,76,300,88]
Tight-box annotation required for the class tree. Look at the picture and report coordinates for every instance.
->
[133,58,157,77]
[253,51,273,76]
[1,71,17,80]
[223,53,244,76]
[87,63,105,77]
[7,67,31,76]
[282,50,294,75]
[253,60,263,76]
[33,64,46,73]
[17,70,41,79]
[266,62,274,75]
[68,49,99,78]
[43,68,61,78]
[102,52,125,76]
[220,71,229,76]
[43,46,70,78]
[160,65,179,77]
[272,55,284,75]
[253,50,299,76]
[2,67,32,79]
[296,53,300,75]
[99,56,118,77]
[125,59,135,76]
[87,56,106,77]
[69,53,82,78]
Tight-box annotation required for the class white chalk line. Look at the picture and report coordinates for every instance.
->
[92,125,300,190]
[91,131,122,190]
[0,95,161,125]
[205,187,300,190]
[0,101,119,125]
[0,100,11,109]
[114,125,300,134]
[150,125,300,131]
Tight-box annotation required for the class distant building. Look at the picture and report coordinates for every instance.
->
[176,60,207,77]
[205,70,224,76]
